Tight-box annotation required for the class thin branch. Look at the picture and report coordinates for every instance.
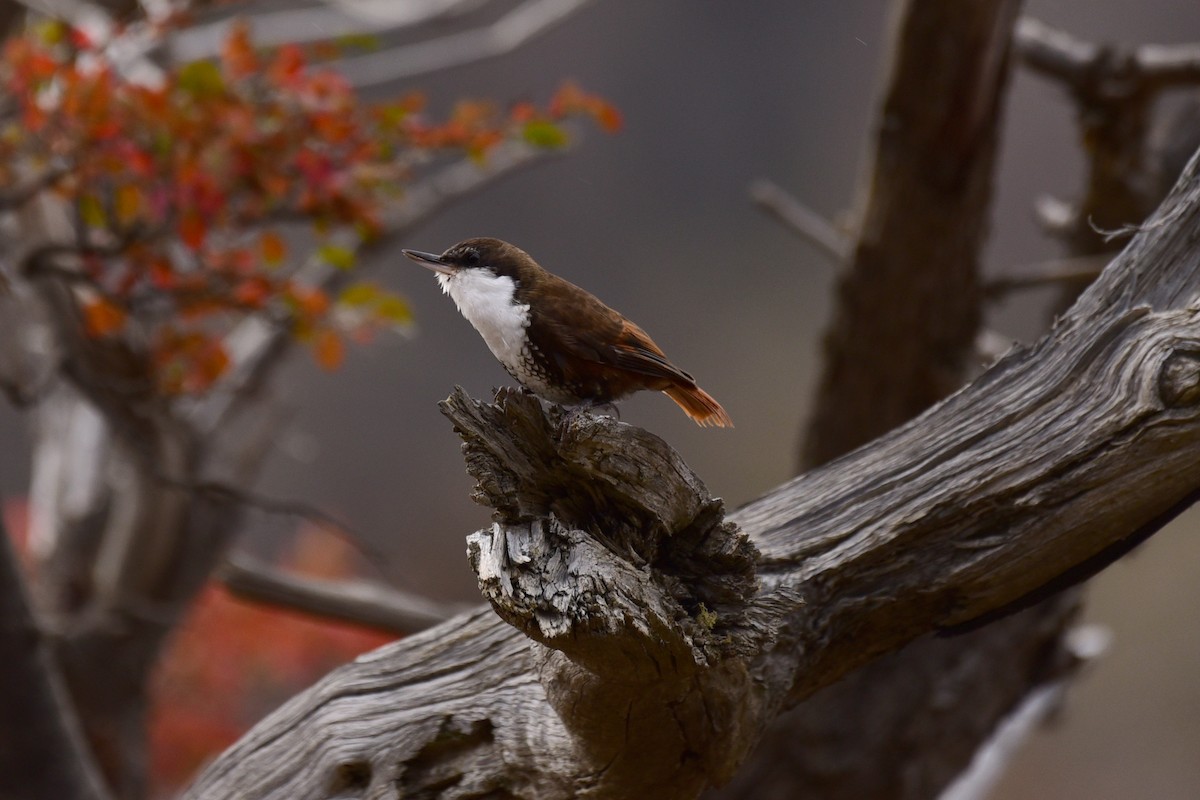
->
[335,0,596,87]
[748,179,850,263]
[1017,17,1200,91]
[218,554,466,635]
[151,473,390,570]
[1013,17,1098,84]
[938,684,1065,800]
[167,0,485,60]
[984,255,1107,297]
[0,166,70,210]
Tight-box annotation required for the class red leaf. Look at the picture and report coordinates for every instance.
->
[233,277,271,308]
[178,211,206,250]
[269,44,306,86]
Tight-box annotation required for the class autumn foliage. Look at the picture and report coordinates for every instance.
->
[2,501,391,798]
[147,530,393,798]
[1,18,620,390]
[1,13,621,793]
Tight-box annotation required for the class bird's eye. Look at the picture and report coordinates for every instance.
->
[462,249,481,268]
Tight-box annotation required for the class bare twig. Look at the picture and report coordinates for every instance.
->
[167,0,484,60]
[0,167,70,210]
[984,255,1107,297]
[335,0,596,87]
[749,179,850,263]
[151,473,390,570]
[218,554,466,635]
[1014,18,1098,84]
[1017,18,1200,91]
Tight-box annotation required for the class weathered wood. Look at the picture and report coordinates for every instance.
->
[726,3,1074,796]
[184,152,1200,799]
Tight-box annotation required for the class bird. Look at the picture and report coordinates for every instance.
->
[402,237,732,427]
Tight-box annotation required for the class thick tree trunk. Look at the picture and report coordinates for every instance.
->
[184,149,1200,796]
[721,3,1077,796]
[0,518,109,800]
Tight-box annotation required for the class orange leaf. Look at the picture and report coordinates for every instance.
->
[260,231,286,265]
[192,339,230,391]
[269,44,306,86]
[594,102,623,133]
[288,284,330,318]
[82,297,126,337]
[115,184,142,226]
[312,329,343,371]
[220,20,259,79]
[149,259,176,289]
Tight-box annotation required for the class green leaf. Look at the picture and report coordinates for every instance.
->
[522,120,568,149]
[338,281,379,307]
[334,33,381,52]
[318,244,356,270]
[177,61,226,98]
[79,194,106,228]
[374,294,412,327]
[35,19,66,46]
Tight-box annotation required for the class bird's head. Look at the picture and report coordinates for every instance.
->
[402,238,542,294]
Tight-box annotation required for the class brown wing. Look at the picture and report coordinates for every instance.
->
[529,271,695,387]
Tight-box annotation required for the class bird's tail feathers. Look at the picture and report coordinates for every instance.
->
[663,384,733,428]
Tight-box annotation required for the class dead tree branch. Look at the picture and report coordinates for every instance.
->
[728,5,1048,796]
[182,149,1200,796]
[336,0,595,87]
[748,179,849,263]
[1016,17,1200,262]
[217,555,464,635]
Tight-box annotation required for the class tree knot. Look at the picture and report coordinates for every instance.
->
[1158,349,1200,408]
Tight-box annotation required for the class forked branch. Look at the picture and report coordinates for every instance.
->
[186,150,1200,800]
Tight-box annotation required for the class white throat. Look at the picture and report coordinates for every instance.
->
[438,269,530,369]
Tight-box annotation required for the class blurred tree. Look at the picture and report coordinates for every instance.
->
[0,1,612,797]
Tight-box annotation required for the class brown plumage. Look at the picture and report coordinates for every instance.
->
[402,237,732,428]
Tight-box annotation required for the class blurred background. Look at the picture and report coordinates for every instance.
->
[3,1,1199,797]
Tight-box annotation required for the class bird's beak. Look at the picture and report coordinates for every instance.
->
[402,249,456,276]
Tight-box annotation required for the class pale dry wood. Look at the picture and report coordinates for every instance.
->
[330,0,596,88]
[748,179,850,263]
[184,148,1200,799]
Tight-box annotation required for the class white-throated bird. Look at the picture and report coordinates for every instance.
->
[402,237,732,427]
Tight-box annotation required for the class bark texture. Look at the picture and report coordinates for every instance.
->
[722,3,1076,797]
[185,150,1200,796]
[800,0,1020,468]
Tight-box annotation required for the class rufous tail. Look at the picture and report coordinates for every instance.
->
[663,384,733,428]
